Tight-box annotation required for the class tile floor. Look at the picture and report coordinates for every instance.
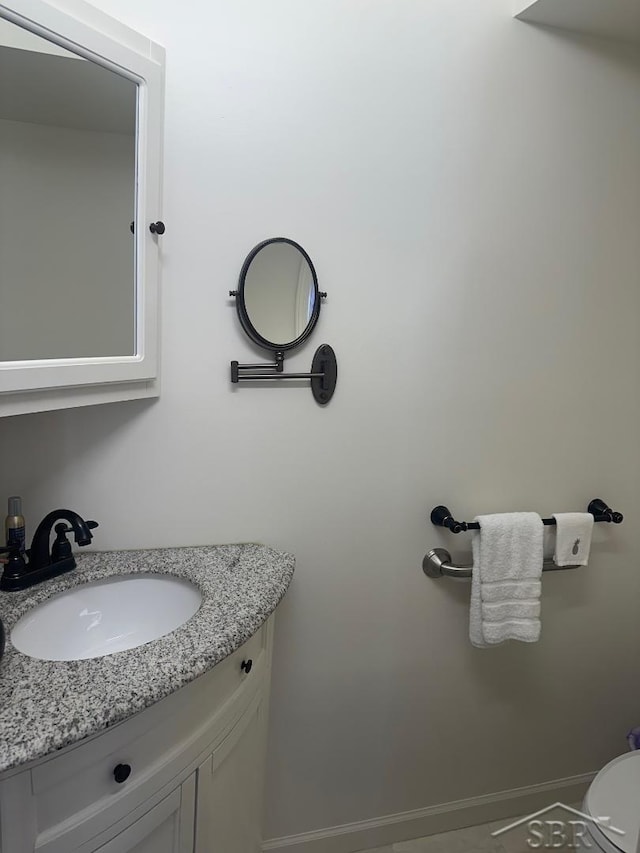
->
[357,804,585,852]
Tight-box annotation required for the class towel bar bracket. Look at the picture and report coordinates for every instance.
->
[423,548,463,578]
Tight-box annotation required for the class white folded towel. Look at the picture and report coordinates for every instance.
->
[470,512,544,648]
[552,512,594,567]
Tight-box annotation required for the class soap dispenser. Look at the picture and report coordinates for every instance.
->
[5,496,25,554]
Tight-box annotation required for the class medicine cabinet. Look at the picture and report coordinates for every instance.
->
[0,0,164,416]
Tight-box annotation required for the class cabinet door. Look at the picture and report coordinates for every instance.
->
[195,697,268,853]
[0,0,163,417]
[93,775,195,853]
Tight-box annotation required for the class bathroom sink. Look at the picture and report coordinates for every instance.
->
[11,573,202,661]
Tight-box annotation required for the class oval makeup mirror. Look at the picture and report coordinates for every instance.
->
[236,238,321,351]
[229,237,337,405]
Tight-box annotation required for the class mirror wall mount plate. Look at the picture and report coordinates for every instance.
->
[0,0,165,417]
[229,238,338,405]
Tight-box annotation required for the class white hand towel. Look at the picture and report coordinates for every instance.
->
[470,512,544,648]
[552,513,594,567]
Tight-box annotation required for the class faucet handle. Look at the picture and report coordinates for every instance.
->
[54,519,99,548]
[55,520,98,533]
[0,545,27,585]
[51,519,98,563]
[0,545,23,561]
[52,523,73,562]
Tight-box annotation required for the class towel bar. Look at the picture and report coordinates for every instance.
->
[430,498,622,534]
[423,548,581,579]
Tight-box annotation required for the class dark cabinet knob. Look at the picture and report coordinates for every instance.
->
[113,763,131,783]
[149,221,165,235]
[241,659,253,674]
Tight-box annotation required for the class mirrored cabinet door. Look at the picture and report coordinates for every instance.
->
[0,0,164,416]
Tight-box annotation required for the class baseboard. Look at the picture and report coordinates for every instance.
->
[262,771,595,853]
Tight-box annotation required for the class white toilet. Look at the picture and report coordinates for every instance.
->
[577,751,640,852]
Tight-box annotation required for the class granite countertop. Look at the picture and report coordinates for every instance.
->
[0,543,294,774]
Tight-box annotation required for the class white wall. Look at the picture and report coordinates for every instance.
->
[2,0,640,845]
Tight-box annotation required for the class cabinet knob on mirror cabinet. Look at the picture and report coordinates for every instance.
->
[113,763,132,783]
[149,221,165,235]
[241,659,253,674]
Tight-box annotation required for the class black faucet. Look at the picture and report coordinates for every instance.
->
[0,509,98,592]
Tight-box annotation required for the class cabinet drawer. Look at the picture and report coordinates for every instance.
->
[30,625,268,851]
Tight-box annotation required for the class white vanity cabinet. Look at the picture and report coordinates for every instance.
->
[195,697,268,853]
[0,618,273,853]
[93,777,196,853]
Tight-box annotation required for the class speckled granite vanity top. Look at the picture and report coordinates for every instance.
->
[0,543,294,773]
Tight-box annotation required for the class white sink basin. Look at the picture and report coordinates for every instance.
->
[11,573,202,661]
